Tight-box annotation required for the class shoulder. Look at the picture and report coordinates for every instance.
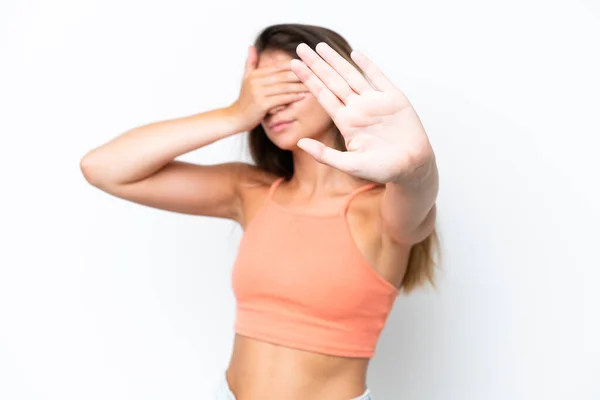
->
[344,183,386,247]
[347,182,386,216]
[231,163,281,228]
[233,163,280,194]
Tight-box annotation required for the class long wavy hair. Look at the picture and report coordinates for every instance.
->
[244,23,441,294]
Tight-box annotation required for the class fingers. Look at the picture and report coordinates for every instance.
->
[243,46,258,78]
[254,67,308,97]
[350,50,394,92]
[294,43,359,106]
[264,92,307,109]
[257,70,304,85]
[290,58,343,118]
[261,82,308,96]
[252,63,294,78]
[246,59,312,113]
[253,65,308,96]
[315,43,373,95]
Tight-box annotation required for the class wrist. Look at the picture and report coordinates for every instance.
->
[224,103,249,132]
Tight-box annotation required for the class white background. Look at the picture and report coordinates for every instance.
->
[1,0,599,399]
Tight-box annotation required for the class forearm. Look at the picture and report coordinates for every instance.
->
[381,154,439,242]
[80,106,243,185]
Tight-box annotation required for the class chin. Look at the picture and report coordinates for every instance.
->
[266,127,304,150]
[269,135,301,151]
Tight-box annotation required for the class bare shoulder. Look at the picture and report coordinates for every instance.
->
[235,164,280,230]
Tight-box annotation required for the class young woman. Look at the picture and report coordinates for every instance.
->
[81,24,440,400]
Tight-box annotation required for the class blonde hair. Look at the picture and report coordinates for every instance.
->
[400,228,442,294]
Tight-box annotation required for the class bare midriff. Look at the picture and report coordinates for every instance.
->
[225,334,370,400]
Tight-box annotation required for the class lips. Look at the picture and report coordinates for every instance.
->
[268,120,295,130]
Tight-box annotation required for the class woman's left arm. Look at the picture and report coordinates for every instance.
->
[289,41,439,242]
[381,152,439,244]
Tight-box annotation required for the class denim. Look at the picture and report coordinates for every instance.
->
[215,373,372,399]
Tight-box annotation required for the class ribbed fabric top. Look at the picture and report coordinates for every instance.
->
[231,177,399,358]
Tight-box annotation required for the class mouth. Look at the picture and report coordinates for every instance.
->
[268,120,296,132]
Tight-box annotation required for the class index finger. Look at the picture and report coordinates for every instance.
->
[255,59,295,73]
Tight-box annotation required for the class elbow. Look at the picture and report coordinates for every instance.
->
[385,204,437,245]
[409,204,438,244]
[80,151,105,187]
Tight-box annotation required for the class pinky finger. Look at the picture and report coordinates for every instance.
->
[350,50,394,92]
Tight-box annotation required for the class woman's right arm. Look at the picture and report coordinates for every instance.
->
[80,45,307,221]
[79,106,255,221]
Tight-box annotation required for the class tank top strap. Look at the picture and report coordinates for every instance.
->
[266,177,285,201]
[340,182,380,217]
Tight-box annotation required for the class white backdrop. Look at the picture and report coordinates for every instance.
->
[1,0,599,399]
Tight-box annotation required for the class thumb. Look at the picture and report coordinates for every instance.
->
[297,138,355,172]
[243,45,258,78]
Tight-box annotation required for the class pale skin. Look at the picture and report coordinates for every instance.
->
[80,41,438,399]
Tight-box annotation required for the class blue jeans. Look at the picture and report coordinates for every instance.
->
[215,373,372,399]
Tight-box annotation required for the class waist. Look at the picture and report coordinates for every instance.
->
[226,334,369,400]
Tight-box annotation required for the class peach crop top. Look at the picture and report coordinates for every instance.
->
[231,177,399,358]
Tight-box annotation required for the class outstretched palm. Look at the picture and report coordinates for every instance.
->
[291,42,433,183]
